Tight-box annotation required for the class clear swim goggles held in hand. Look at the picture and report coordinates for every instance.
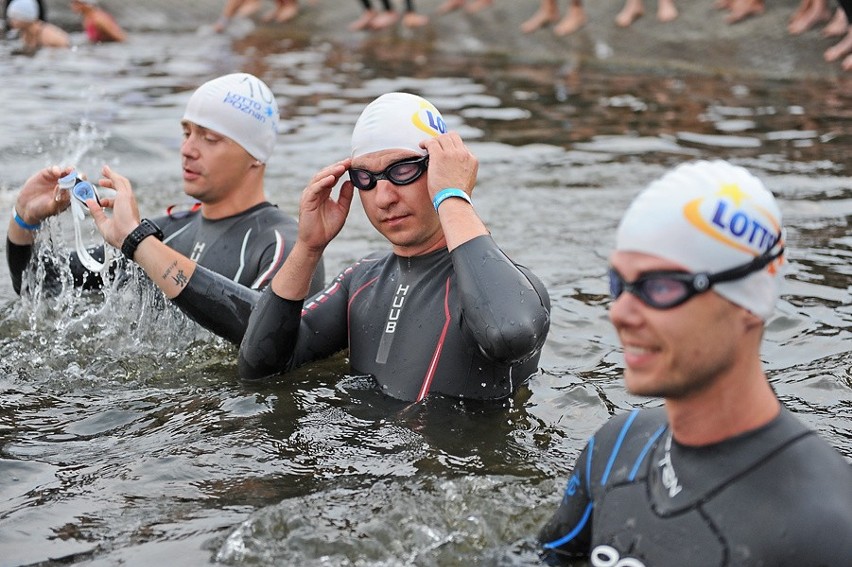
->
[58,171,117,273]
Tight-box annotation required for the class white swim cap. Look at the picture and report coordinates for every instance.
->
[616,160,784,320]
[351,92,448,159]
[182,73,279,163]
[7,0,38,22]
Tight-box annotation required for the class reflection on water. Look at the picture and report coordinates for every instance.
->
[1,19,850,566]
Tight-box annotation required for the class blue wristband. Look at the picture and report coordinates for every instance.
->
[12,208,41,231]
[432,188,471,212]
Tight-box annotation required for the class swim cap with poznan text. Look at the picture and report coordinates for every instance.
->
[182,73,279,163]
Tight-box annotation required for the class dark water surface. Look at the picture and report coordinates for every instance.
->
[1,19,850,567]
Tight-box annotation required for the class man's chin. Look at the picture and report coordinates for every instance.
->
[624,371,663,399]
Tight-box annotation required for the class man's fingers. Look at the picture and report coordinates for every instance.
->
[88,199,107,229]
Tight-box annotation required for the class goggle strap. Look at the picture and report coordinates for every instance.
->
[704,241,784,288]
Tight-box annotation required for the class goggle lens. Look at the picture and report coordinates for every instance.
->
[349,156,429,191]
[608,269,696,309]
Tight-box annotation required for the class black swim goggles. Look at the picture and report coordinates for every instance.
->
[608,240,784,309]
[349,155,429,191]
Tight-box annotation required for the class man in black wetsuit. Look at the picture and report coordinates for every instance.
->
[6,72,324,344]
[539,160,852,566]
[238,92,551,402]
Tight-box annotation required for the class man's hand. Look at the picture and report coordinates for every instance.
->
[297,158,354,253]
[270,158,353,301]
[89,165,142,250]
[421,132,478,200]
[8,165,74,245]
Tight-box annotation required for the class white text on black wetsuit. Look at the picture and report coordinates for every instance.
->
[376,284,408,364]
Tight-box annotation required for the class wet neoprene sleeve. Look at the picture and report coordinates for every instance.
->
[171,264,262,345]
[238,287,303,380]
[6,239,32,295]
[451,235,550,363]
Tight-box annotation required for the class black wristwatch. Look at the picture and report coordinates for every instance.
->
[121,218,164,260]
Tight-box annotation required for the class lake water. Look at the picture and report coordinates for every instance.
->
[1,12,850,567]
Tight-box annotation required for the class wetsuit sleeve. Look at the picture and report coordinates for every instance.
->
[6,238,32,295]
[68,247,108,289]
[6,238,104,295]
[171,264,261,345]
[452,235,551,363]
[538,443,594,561]
[238,287,303,380]
[238,266,352,381]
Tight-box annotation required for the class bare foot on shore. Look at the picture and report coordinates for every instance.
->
[465,0,493,13]
[825,29,852,61]
[725,0,764,24]
[554,5,587,35]
[349,9,376,30]
[437,0,464,14]
[521,6,559,33]
[370,10,400,29]
[616,0,643,27]
[657,0,678,22]
[402,12,429,28]
[265,2,299,23]
[235,0,262,18]
[788,0,830,35]
[822,7,849,37]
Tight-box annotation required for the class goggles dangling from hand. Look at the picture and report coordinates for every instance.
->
[59,171,117,274]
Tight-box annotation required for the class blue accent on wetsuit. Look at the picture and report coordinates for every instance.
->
[539,406,852,566]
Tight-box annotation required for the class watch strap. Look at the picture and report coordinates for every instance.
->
[121,218,164,260]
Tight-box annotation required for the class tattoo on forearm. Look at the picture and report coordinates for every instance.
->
[172,269,189,287]
[162,261,189,288]
[162,261,177,282]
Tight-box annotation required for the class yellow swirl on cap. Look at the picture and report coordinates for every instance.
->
[411,101,443,138]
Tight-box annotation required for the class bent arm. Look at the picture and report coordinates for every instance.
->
[238,287,303,379]
[453,235,551,364]
[239,261,353,381]
[171,264,261,345]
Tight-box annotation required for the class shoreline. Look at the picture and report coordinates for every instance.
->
[42,0,852,82]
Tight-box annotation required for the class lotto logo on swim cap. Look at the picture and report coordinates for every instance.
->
[411,101,447,138]
[683,182,781,256]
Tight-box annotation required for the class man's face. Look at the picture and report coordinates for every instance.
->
[352,149,445,257]
[608,250,748,401]
[180,120,255,204]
